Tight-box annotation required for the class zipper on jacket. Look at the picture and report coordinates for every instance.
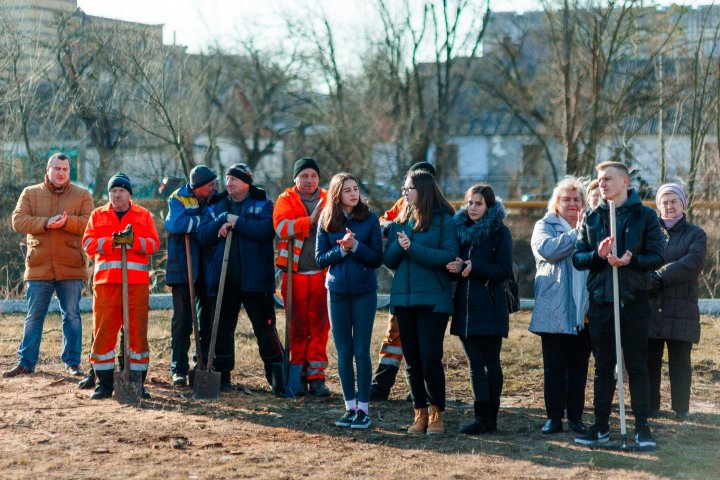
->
[465,246,472,338]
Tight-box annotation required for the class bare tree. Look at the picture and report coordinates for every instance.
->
[477,1,682,178]
[54,11,130,200]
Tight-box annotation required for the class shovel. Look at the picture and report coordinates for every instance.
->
[184,234,205,383]
[114,239,143,405]
[587,201,654,452]
[271,255,303,397]
[193,229,232,400]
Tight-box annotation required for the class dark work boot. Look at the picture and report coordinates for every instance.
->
[141,370,150,399]
[460,401,494,435]
[489,401,500,432]
[309,378,331,397]
[90,370,113,400]
[78,365,96,389]
[370,364,399,401]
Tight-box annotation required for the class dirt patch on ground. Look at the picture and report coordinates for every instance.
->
[1,310,719,479]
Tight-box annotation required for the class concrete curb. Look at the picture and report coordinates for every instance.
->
[2,295,719,315]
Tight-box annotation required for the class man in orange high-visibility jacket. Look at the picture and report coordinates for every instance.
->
[370,161,436,401]
[82,173,160,400]
[273,158,331,396]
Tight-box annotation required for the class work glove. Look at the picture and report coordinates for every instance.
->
[647,272,663,294]
[113,224,134,246]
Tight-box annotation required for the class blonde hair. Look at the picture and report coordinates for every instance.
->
[547,176,587,215]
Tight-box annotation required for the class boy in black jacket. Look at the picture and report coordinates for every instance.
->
[572,161,665,448]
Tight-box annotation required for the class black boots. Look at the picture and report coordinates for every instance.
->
[90,370,113,400]
[78,365,96,389]
[370,365,400,401]
[460,401,497,435]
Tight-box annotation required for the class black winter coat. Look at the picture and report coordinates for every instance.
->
[573,189,665,305]
[649,215,707,343]
[450,205,513,338]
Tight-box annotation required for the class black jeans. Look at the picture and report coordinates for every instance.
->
[588,301,651,426]
[200,277,284,384]
[647,338,693,413]
[170,284,195,376]
[540,329,591,422]
[396,306,449,411]
[460,335,503,405]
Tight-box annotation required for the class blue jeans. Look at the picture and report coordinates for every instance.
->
[328,290,377,403]
[18,280,83,370]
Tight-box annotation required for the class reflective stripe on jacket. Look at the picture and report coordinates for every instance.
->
[273,186,328,271]
[82,202,160,284]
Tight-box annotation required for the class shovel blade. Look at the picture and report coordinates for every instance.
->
[114,370,143,405]
[192,369,221,400]
[271,362,303,398]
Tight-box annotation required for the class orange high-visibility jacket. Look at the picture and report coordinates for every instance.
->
[82,202,160,284]
[273,186,328,272]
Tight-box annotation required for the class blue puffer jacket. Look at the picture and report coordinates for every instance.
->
[315,211,383,295]
[383,207,458,315]
[449,205,512,338]
[196,191,276,296]
[164,183,208,286]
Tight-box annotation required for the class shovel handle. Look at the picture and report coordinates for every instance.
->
[282,260,293,385]
[121,243,132,374]
[206,229,233,372]
[185,234,204,370]
[609,201,627,436]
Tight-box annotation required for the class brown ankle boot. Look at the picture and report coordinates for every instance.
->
[407,408,429,435]
[427,405,444,435]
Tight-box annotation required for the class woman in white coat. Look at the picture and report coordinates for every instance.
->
[529,177,592,435]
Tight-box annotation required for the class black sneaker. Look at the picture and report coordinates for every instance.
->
[172,373,187,386]
[335,410,356,427]
[635,422,657,448]
[574,423,610,446]
[351,410,371,429]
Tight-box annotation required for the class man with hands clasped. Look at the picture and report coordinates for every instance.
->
[573,162,665,448]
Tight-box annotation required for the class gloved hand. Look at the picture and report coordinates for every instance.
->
[113,224,134,246]
[647,272,663,294]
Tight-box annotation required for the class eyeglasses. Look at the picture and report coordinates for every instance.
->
[400,187,416,195]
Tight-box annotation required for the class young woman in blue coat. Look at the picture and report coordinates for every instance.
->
[446,184,513,435]
[529,177,591,435]
[384,170,457,435]
[316,173,383,429]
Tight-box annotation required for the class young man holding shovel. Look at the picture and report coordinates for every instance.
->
[164,165,218,387]
[196,164,283,392]
[82,173,160,400]
[572,161,665,448]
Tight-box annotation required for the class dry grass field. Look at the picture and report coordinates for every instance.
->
[1,308,718,479]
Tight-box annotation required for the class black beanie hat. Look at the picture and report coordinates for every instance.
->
[225,163,254,185]
[190,165,217,189]
[107,172,133,195]
[293,157,320,179]
[409,161,436,176]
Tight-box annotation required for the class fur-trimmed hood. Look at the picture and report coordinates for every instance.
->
[453,203,506,248]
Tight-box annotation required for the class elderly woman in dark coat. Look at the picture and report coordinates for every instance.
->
[648,183,707,419]
[446,184,513,435]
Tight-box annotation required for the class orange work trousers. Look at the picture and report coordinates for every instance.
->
[90,284,150,372]
[281,271,329,380]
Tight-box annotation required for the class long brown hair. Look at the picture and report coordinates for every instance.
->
[320,173,370,232]
[399,170,454,231]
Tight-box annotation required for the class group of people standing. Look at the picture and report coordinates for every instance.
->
[529,162,706,449]
[3,154,707,446]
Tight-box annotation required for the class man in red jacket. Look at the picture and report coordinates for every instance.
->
[273,158,330,396]
[82,173,160,400]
